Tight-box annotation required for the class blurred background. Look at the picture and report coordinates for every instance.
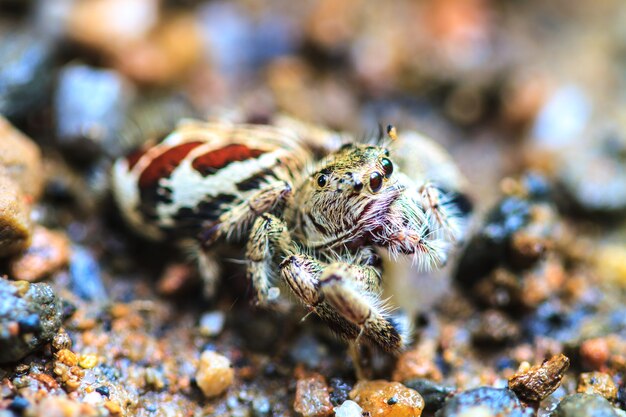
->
[2,0,626,214]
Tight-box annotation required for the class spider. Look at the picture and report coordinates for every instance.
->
[112,116,471,374]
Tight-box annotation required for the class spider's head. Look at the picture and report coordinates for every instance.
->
[295,144,402,246]
[295,141,459,270]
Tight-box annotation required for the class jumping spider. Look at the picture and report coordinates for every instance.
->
[112,117,471,373]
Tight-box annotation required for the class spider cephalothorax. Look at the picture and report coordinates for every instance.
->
[288,144,401,249]
[112,118,471,369]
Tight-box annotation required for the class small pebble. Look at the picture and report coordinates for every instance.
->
[0,26,55,120]
[199,311,226,337]
[54,64,132,161]
[56,349,78,367]
[252,397,271,417]
[580,338,610,370]
[393,342,442,382]
[112,13,203,85]
[0,116,44,200]
[289,332,327,369]
[0,278,63,363]
[69,246,107,302]
[78,354,98,369]
[9,396,30,413]
[508,354,570,402]
[350,380,424,417]
[577,372,618,402]
[157,263,195,296]
[52,329,72,351]
[436,387,533,417]
[95,385,110,397]
[196,350,234,398]
[293,373,334,417]
[0,175,32,257]
[67,0,158,53]
[456,406,497,417]
[554,393,619,417]
[472,310,521,346]
[334,400,363,417]
[403,378,456,412]
[329,378,352,406]
[9,226,71,282]
[104,400,122,415]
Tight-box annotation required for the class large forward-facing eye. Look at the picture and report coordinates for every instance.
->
[369,172,383,192]
[316,173,328,188]
[381,157,393,178]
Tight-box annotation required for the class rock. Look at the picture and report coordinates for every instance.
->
[580,338,611,370]
[251,396,271,417]
[508,354,570,403]
[195,350,234,398]
[436,387,533,417]
[594,245,626,289]
[293,373,333,417]
[455,173,554,289]
[554,393,619,417]
[199,311,225,337]
[0,25,55,120]
[329,378,352,407]
[0,116,44,200]
[0,175,32,257]
[0,278,63,363]
[392,340,443,382]
[289,332,327,369]
[556,124,626,214]
[455,406,498,417]
[157,263,195,296]
[350,380,424,417]
[472,310,521,346]
[334,400,363,417]
[577,372,618,402]
[69,246,107,302]
[66,0,159,55]
[404,378,456,412]
[51,329,72,351]
[9,226,71,282]
[54,64,133,161]
[112,12,203,86]
[522,299,587,343]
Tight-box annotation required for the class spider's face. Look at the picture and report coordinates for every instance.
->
[294,144,402,247]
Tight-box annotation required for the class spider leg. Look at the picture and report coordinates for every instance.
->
[197,248,220,298]
[246,213,293,305]
[419,182,466,242]
[318,263,410,354]
[280,254,410,355]
[198,180,292,247]
[194,180,292,299]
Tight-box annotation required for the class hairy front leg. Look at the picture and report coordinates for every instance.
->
[280,254,410,354]
[246,213,293,305]
[319,263,410,353]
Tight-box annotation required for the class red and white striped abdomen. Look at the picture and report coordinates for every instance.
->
[112,120,309,240]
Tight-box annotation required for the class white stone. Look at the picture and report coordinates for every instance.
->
[199,311,225,337]
[334,400,363,417]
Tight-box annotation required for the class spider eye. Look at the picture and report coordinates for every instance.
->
[381,158,393,178]
[369,172,383,192]
[317,174,328,188]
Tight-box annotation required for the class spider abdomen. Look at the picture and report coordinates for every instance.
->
[112,121,308,240]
